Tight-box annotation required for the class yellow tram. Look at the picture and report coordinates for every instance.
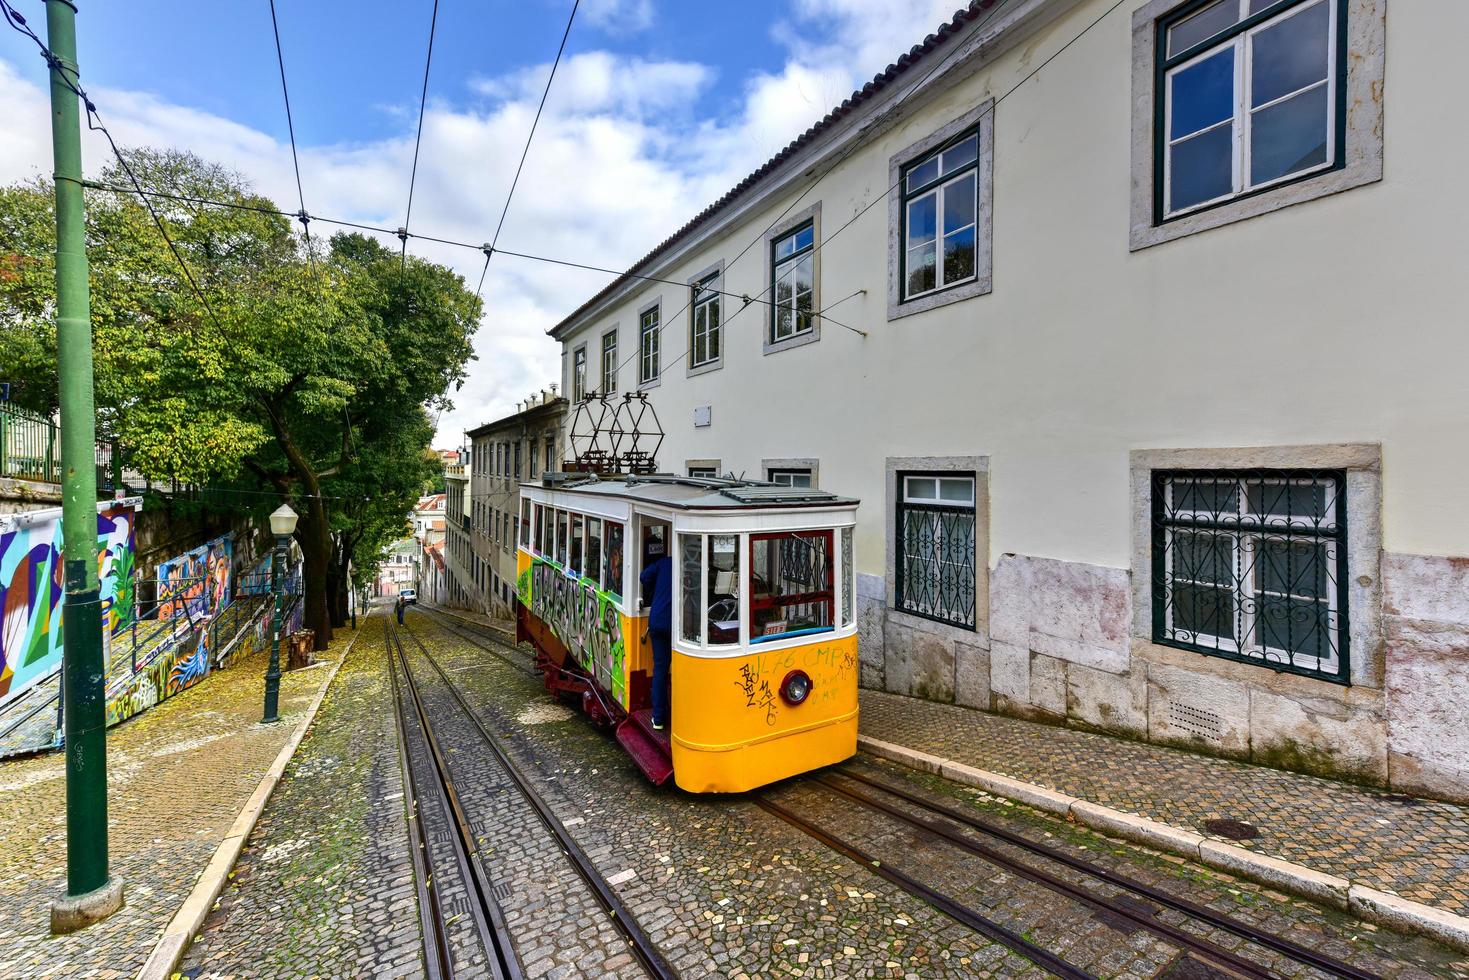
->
[514,475,860,793]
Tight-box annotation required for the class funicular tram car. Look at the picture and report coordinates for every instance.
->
[514,475,860,793]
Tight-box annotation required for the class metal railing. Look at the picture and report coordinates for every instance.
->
[0,404,120,490]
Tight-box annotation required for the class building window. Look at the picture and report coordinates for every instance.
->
[900,128,979,300]
[639,305,660,384]
[767,468,813,488]
[601,329,618,394]
[896,474,976,629]
[688,466,717,479]
[572,345,587,401]
[514,442,522,480]
[544,434,556,472]
[1152,469,1346,682]
[770,221,814,343]
[1158,0,1343,220]
[690,273,721,368]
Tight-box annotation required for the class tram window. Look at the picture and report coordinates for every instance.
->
[680,535,702,644]
[749,530,834,642]
[586,517,602,588]
[604,521,625,600]
[521,500,531,548]
[532,505,543,554]
[539,505,552,556]
[841,526,856,627]
[707,534,740,646]
[556,510,569,567]
[570,513,585,577]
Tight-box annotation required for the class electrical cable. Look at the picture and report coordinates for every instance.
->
[487,0,579,266]
[267,0,315,269]
[400,0,441,269]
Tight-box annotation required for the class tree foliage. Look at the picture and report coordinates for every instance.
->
[0,150,480,645]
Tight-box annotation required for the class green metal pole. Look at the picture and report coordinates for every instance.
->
[45,0,123,931]
[263,539,285,722]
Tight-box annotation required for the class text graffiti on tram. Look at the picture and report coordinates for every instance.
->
[526,560,625,692]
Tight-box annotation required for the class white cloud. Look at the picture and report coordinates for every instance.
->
[578,0,656,35]
[0,1,969,444]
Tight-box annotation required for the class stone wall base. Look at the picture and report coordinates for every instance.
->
[858,552,1469,803]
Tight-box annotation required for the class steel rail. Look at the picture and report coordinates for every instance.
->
[400,618,680,980]
[389,619,523,980]
[384,622,454,980]
[832,768,1381,980]
[813,775,1275,980]
[754,796,1098,980]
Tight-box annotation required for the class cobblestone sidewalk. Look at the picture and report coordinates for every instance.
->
[179,611,422,979]
[0,627,353,979]
[860,690,1469,916]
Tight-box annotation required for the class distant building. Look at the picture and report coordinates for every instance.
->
[376,537,418,597]
[442,448,475,610]
[467,390,567,618]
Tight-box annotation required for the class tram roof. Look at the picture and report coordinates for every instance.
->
[525,474,859,511]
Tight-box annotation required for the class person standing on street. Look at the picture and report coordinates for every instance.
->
[395,594,405,625]
[640,553,673,730]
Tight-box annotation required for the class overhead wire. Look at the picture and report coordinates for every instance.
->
[267,0,316,271]
[1,0,232,344]
[400,0,441,270]
[483,0,580,294]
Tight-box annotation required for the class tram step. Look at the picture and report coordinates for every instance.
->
[616,710,673,786]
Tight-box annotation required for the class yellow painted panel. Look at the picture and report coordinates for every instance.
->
[670,634,859,792]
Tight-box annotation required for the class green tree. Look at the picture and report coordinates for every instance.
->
[0,151,479,648]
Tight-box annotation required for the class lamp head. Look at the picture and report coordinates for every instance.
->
[269,503,299,538]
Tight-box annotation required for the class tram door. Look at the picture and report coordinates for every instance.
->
[639,518,670,596]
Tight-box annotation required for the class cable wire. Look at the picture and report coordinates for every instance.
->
[267,0,315,268]
[401,0,441,269]
[488,0,579,257]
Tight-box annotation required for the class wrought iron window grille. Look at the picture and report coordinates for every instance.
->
[1151,468,1349,684]
[895,472,977,630]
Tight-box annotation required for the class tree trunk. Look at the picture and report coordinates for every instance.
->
[298,497,334,651]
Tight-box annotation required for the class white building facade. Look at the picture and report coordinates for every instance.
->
[549,0,1469,800]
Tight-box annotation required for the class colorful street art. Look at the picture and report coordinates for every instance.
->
[156,534,233,625]
[521,558,628,706]
[0,501,142,704]
[104,622,212,726]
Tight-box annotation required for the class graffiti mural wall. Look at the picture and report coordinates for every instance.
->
[0,500,142,704]
[156,534,233,626]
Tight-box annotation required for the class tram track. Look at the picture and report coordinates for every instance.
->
[386,617,522,979]
[394,616,679,980]
[762,767,1382,980]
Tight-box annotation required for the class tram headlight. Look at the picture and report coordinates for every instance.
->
[780,669,813,706]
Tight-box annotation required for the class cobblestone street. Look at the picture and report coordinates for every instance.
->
[8,605,1469,978]
[0,629,351,978]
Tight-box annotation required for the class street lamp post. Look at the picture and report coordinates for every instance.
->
[263,504,298,723]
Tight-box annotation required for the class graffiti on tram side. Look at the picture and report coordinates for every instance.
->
[520,558,627,706]
[733,641,859,726]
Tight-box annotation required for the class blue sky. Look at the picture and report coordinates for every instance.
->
[0,0,966,439]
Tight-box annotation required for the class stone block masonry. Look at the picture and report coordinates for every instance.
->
[858,549,1469,803]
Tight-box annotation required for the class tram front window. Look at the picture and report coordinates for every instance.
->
[750,530,833,642]
[707,535,740,646]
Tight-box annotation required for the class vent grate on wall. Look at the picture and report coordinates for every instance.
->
[1167,701,1223,740]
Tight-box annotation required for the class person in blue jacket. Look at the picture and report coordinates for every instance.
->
[640,553,674,730]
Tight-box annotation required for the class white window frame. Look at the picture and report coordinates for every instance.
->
[771,222,815,343]
[600,328,618,395]
[767,468,813,488]
[638,304,661,385]
[1162,0,1338,220]
[572,344,587,401]
[690,273,722,369]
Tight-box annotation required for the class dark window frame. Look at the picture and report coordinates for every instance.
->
[894,470,977,630]
[1152,0,1349,225]
[898,123,982,303]
[1150,467,1350,684]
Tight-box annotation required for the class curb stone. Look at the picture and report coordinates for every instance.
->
[856,734,1469,953]
[134,620,364,980]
